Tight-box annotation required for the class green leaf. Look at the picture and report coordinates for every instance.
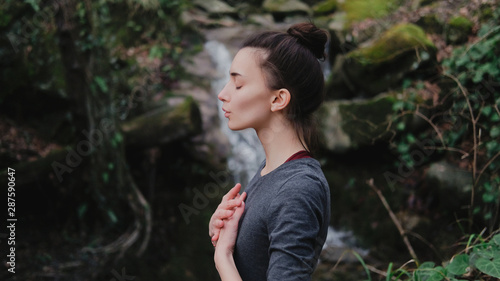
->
[392,101,405,111]
[483,192,496,203]
[107,210,118,224]
[486,141,499,152]
[396,121,406,131]
[414,262,445,281]
[386,262,393,281]
[446,254,469,276]
[102,172,109,183]
[352,251,372,281]
[490,126,500,138]
[77,204,88,219]
[493,234,500,246]
[94,76,108,93]
[482,106,492,117]
[474,257,500,278]
[25,0,40,11]
[406,133,416,143]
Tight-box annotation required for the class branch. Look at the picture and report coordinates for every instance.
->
[367,179,419,264]
[443,73,478,231]
[475,151,500,187]
[422,146,469,159]
[414,108,445,147]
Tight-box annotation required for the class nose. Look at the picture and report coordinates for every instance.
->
[218,82,230,102]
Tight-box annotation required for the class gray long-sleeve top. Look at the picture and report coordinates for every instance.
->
[234,158,331,281]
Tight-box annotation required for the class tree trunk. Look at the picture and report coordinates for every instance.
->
[54,0,151,258]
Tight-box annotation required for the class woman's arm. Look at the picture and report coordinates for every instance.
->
[266,176,329,281]
[214,201,245,281]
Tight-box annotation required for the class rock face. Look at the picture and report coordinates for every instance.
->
[262,0,312,16]
[326,24,437,99]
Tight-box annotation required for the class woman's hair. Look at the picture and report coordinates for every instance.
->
[241,22,328,153]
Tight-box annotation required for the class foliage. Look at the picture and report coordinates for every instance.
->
[379,5,500,281]
[390,6,500,230]
[353,233,500,280]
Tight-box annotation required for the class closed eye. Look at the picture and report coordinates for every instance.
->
[236,86,242,90]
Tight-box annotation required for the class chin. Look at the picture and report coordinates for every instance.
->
[227,121,248,131]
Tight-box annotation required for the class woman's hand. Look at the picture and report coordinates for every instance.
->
[215,200,245,255]
[209,183,246,245]
[214,201,245,281]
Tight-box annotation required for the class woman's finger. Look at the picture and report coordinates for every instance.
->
[222,183,241,201]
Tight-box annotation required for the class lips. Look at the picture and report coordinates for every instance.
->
[222,108,230,118]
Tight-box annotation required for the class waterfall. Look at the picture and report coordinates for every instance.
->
[204,40,265,186]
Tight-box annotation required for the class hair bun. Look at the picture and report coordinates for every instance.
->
[287,22,328,60]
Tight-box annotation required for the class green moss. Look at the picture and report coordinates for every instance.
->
[347,23,436,65]
[312,0,337,15]
[449,16,473,31]
[447,16,473,44]
[478,4,494,22]
[341,0,401,25]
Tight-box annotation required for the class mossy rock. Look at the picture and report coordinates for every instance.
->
[317,93,416,152]
[477,4,494,23]
[193,0,237,17]
[446,16,473,44]
[416,14,444,34]
[347,23,435,64]
[341,0,402,26]
[312,0,337,15]
[327,23,437,97]
[262,0,312,16]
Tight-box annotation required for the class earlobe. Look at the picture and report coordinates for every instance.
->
[270,89,291,112]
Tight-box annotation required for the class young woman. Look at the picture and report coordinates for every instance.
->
[209,22,331,281]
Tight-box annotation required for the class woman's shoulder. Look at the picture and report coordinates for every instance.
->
[275,158,329,195]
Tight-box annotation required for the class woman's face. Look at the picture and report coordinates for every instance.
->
[218,47,275,131]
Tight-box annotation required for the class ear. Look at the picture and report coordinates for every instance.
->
[270,88,291,112]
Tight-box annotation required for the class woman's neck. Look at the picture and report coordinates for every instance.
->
[256,115,306,176]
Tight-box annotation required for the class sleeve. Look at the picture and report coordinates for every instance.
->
[266,175,328,281]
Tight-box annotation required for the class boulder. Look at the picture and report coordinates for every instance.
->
[446,16,473,45]
[312,0,337,15]
[192,0,237,18]
[326,23,437,99]
[426,160,473,195]
[247,14,275,27]
[318,94,397,152]
[262,0,312,16]
[121,96,202,147]
[425,160,473,213]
